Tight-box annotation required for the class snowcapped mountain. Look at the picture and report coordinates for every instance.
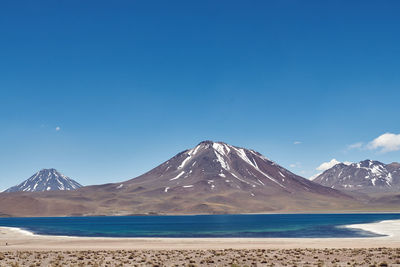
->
[104,140,345,199]
[5,169,82,193]
[313,160,400,193]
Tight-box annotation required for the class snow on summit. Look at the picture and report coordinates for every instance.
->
[4,169,82,193]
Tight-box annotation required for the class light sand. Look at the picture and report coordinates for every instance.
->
[0,219,399,251]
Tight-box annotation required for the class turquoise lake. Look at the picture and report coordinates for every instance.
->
[0,213,399,238]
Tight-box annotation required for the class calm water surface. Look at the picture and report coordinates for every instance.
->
[0,213,399,238]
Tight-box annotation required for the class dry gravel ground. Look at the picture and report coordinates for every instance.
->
[0,248,399,267]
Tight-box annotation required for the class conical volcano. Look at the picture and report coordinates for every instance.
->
[5,169,82,193]
[114,141,342,197]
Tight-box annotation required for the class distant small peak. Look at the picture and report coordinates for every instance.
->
[361,159,382,165]
[388,162,400,169]
[359,159,371,165]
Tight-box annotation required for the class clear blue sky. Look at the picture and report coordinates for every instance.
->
[1,1,400,190]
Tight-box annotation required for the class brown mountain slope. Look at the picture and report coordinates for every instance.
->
[1,141,394,217]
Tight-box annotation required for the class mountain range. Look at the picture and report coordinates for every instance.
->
[0,141,399,217]
[313,160,400,193]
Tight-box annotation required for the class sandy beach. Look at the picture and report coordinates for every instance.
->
[0,220,399,266]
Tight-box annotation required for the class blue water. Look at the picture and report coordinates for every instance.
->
[0,213,399,238]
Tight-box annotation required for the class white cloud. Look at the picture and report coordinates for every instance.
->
[55,126,61,131]
[347,142,363,150]
[316,159,352,171]
[367,133,400,153]
[293,141,302,145]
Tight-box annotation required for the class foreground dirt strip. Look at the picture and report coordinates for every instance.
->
[0,248,399,266]
[1,234,400,251]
